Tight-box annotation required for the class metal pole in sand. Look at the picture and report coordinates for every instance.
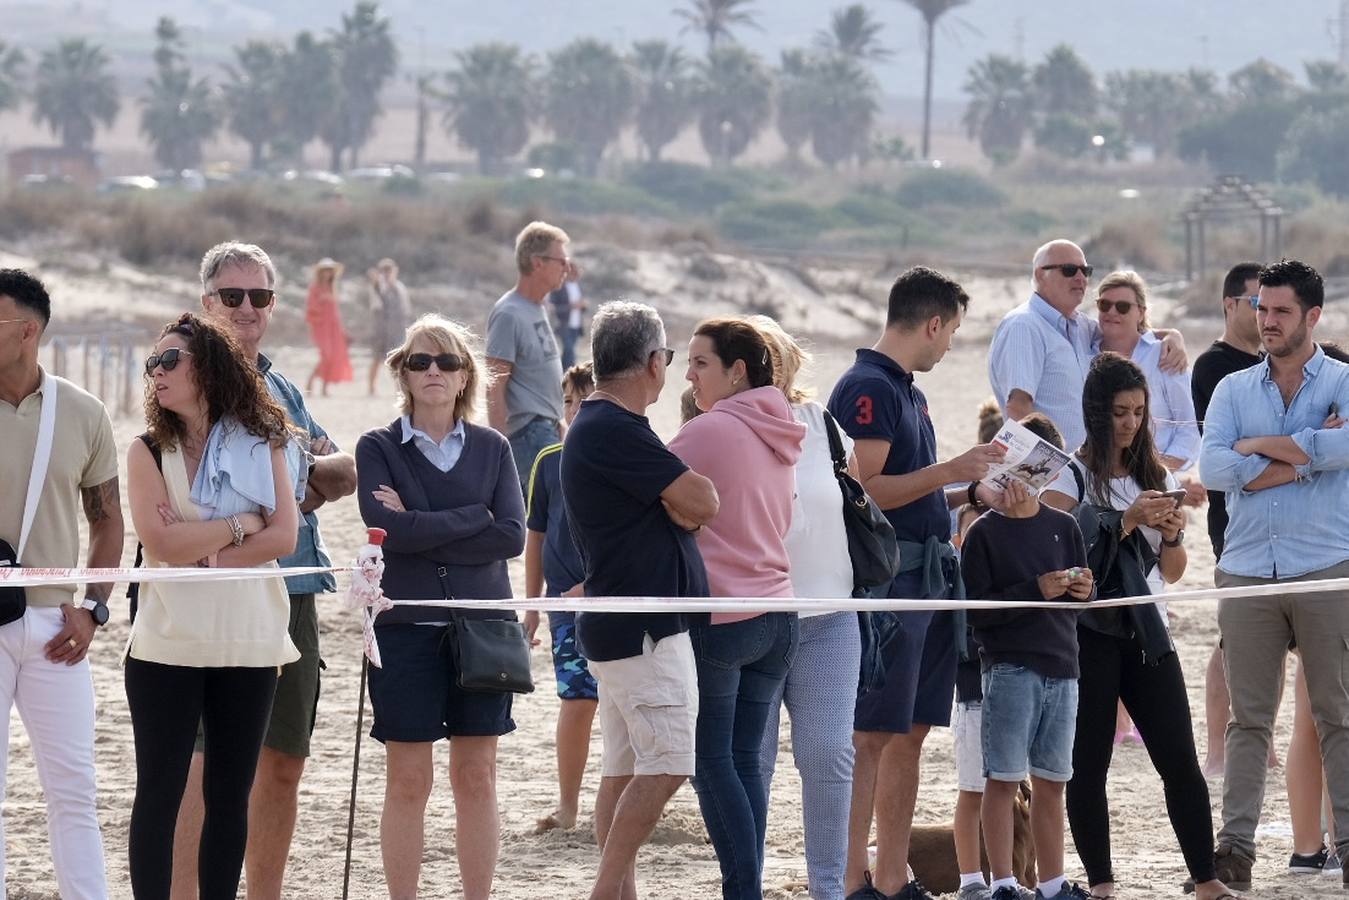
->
[342,655,369,900]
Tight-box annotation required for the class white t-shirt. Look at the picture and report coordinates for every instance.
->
[1045,455,1178,596]
[784,402,855,616]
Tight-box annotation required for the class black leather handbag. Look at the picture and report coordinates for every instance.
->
[0,539,26,626]
[434,566,535,695]
[821,409,902,591]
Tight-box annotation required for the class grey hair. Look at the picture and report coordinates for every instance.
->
[200,242,277,291]
[591,301,666,379]
[514,221,570,275]
[1031,239,1084,289]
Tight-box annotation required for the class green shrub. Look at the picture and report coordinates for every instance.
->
[716,199,839,244]
[832,193,916,228]
[894,167,1007,209]
[623,161,756,214]
[496,176,673,217]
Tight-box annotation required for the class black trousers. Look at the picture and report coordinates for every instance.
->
[125,658,278,900]
[1066,626,1218,886]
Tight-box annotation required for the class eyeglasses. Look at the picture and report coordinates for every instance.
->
[536,255,570,266]
[405,352,464,373]
[1040,263,1093,278]
[0,318,28,326]
[213,288,275,309]
[145,348,192,375]
[651,347,675,367]
[1096,299,1139,315]
[1247,295,1260,309]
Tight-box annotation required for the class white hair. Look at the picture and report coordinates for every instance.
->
[1031,239,1084,289]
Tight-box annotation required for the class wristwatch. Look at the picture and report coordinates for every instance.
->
[1161,529,1185,548]
[80,596,110,626]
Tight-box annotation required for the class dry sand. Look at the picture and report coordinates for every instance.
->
[1,269,1331,899]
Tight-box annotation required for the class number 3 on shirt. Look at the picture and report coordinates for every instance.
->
[854,395,874,425]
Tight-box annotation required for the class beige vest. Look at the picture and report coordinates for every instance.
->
[126,445,300,668]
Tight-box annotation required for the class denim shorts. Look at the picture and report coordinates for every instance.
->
[980,663,1077,783]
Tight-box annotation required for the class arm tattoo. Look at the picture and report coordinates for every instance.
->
[81,477,119,525]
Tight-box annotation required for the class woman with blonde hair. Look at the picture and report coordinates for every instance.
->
[125,312,301,899]
[355,313,526,900]
[749,315,863,900]
[305,257,353,395]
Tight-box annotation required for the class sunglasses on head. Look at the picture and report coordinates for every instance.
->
[404,352,464,373]
[214,287,275,309]
[145,347,192,375]
[1096,298,1138,315]
[1040,263,1094,278]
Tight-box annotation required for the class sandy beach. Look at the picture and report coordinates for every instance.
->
[1,268,1331,900]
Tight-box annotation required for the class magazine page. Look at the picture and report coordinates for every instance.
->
[985,419,1072,492]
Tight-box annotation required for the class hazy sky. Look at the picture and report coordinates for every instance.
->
[12,0,1348,100]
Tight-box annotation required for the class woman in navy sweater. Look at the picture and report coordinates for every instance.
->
[355,314,526,900]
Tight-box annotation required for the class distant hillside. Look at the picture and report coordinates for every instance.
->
[2,0,1343,105]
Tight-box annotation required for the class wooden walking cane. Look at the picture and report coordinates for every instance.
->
[342,655,369,900]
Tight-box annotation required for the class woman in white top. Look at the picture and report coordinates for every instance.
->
[1095,270,1200,472]
[751,316,861,900]
[125,313,300,900]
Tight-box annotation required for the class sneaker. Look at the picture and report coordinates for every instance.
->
[956,884,992,900]
[846,872,889,900]
[1290,844,1333,874]
[1213,844,1253,892]
[1324,845,1343,875]
[1034,884,1091,900]
[888,879,938,900]
[989,887,1022,900]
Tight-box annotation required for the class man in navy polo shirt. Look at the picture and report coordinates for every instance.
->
[829,266,1006,900]
[561,301,719,900]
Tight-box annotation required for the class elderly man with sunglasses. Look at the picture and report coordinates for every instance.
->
[989,239,1189,452]
[162,241,357,900]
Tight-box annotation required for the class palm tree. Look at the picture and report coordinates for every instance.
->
[32,39,120,152]
[1305,60,1347,93]
[896,0,969,159]
[325,1,398,170]
[1104,69,1203,158]
[674,0,762,54]
[630,40,694,162]
[442,43,534,175]
[693,44,773,165]
[543,39,634,176]
[221,40,283,170]
[411,71,434,171]
[1228,58,1296,103]
[775,49,815,162]
[140,18,220,171]
[808,54,880,167]
[814,5,891,62]
[271,32,337,164]
[961,53,1032,165]
[1031,44,1097,119]
[0,42,27,114]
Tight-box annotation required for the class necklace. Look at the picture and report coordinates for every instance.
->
[589,389,632,413]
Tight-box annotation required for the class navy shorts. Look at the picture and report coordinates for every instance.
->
[855,577,958,733]
[368,623,516,743]
[548,614,598,702]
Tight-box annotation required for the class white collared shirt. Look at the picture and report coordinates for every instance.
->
[401,415,466,473]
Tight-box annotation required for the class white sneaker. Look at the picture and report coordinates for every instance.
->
[957,884,992,900]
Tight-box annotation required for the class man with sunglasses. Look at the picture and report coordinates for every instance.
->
[989,239,1188,453]
[0,268,122,898]
[487,221,571,490]
[171,241,357,900]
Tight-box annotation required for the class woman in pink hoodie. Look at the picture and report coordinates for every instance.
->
[670,317,806,900]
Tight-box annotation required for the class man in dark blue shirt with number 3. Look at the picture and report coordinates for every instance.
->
[828,267,1007,900]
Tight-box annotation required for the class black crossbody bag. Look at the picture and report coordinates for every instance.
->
[0,372,58,625]
[821,408,902,591]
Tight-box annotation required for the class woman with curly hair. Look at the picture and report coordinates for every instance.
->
[124,312,301,900]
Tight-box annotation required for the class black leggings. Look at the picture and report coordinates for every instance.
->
[125,658,278,900]
[1066,626,1217,886]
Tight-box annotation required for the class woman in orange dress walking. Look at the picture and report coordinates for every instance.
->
[305,257,354,395]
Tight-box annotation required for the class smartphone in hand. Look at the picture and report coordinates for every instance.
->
[1163,489,1187,507]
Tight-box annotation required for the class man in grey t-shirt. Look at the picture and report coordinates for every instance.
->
[487,220,570,486]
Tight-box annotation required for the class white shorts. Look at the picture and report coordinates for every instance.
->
[588,631,698,778]
[953,699,984,793]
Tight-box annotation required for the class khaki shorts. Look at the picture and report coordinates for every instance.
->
[588,631,698,777]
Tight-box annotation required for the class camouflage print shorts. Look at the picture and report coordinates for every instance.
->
[550,619,599,701]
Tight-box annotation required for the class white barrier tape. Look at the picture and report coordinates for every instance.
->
[3,566,1347,612]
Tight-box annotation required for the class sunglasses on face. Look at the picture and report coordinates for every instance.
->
[651,347,675,367]
[145,347,192,375]
[1097,298,1139,315]
[404,352,464,373]
[1040,263,1094,278]
[214,287,275,309]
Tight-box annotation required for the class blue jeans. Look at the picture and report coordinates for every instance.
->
[557,325,582,369]
[691,613,798,900]
[508,417,560,493]
[981,663,1077,782]
[761,611,859,900]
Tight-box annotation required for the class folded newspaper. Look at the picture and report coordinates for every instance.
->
[985,419,1072,492]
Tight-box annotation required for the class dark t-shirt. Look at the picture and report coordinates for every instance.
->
[526,443,586,625]
[561,398,709,662]
[962,505,1091,679]
[826,349,949,544]
[1192,340,1262,558]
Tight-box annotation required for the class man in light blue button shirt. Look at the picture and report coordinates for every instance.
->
[1198,259,1349,889]
[989,239,1187,453]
